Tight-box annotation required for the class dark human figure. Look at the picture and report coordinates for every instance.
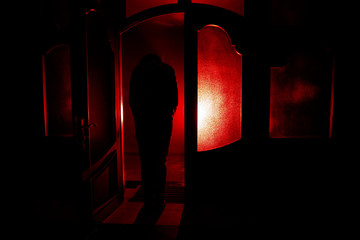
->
[129,54,178,216]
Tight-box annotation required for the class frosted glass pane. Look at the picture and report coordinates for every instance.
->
[197,25,242,152]
[270,50,332,138]
[43,45,73,137]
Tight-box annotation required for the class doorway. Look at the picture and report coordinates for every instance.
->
[121,13,185,187]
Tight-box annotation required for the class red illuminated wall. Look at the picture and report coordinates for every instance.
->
[122,13,184,155]
[193,0,244,16]
[197,25,242,152]
[126,0,177,17]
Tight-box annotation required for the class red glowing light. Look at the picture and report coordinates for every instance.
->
[197,25,242,152]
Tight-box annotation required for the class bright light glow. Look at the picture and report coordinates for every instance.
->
[197,85,224,135]
[197,25,242,152]
[198,92,214,132]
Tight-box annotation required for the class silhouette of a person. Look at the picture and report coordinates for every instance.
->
[129,54,178,215]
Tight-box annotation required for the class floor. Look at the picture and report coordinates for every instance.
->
[103,184,184,227]
[124,153,185,184]
[88,154,185,240]
[87,153,342,239]
[81,151,345,239]
[89,188,253,240]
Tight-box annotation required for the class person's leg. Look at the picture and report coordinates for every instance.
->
[140,157,154,211]
[153,118,172,208]
[136,124,155,212]
[136,117,172,214]
[153,157,166,206]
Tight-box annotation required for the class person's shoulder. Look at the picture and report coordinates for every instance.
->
[162,62,175,75]
[132,63,148,78]
[133,63,144,72]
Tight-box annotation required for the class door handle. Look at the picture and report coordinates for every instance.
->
[82,123,97,129]
[80,118,97,129]
[79,118,97,151]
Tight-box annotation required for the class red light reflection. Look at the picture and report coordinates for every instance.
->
[197,25,242,152]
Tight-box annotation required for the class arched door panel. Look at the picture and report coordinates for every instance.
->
[197,25,242,152]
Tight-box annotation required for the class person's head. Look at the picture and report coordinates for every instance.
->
[140,54,162,65]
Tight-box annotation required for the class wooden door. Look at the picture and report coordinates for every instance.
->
[184,5,251,212]
[79,10,123,222]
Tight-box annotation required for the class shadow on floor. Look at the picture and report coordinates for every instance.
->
[88,201,349,240]
[89,205,179,240]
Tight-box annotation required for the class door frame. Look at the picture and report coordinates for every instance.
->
[116,2,249,208]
